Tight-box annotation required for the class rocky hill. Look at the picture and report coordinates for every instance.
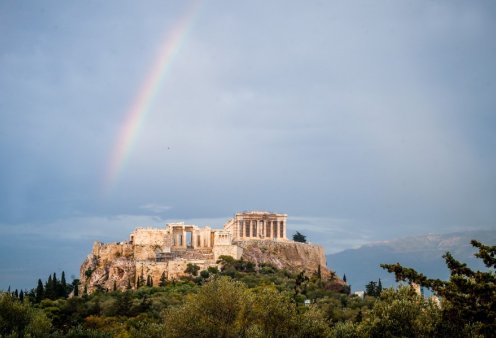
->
[80,236,343,293]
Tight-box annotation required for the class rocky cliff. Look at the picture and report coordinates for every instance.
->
[80,239,345,293]
[238,240,328,275]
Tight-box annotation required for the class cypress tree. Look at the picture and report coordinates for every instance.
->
[343,274,347,283]
[113,280,117,292]
[14,289,18,298]
[60,271,67,297]
[19,290,24,302]
[52,272,58,292]
[72,279,80,297]
[45,275,54,299]
[36,279,44,302]
[126,279,132,290]
[159,272,167,287]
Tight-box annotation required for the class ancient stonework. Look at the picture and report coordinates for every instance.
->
[80,211,339,293]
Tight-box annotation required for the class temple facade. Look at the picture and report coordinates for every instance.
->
[223,211,288,241]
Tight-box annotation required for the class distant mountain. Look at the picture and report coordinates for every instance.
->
[327,230,496,292]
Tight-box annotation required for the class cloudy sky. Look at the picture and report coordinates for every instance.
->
[1,0,495,289]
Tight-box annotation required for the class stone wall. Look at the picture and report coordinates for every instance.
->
[212,244,243,261]
[130,228,169,246]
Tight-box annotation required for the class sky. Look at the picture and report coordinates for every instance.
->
[1,0,495,290]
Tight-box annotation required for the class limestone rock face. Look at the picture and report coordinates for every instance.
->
[80,231,346,294]
[237,240,330,276]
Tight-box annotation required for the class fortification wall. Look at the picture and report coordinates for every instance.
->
[130,228,169,246]
[212,244,243,261]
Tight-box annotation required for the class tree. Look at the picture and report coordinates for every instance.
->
[45,275,54,300]
[361,286,440,337]
[0,293,52,337]
[35,279,44,303]
[185,263,200,277]
[381,240,496,337]
[159,272,167,287]
[137,268,145,288]
[60,271,67,298]
[365,281,378,297]
[343,274,347,283]
[72,279,80,297]
[292,231,307,243]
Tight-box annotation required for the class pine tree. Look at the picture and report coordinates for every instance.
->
[292,231,307,243]
[382,240,496,336]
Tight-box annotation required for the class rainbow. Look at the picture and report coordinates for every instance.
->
[103,1,202,194]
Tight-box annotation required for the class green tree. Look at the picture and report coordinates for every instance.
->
[72,279,80,297]
[0,293,52,337]
[364,280,382,297]
[365,286,440,337]
[292,231,307,243]
[60,271,67,298]
[159,272,167,287]
[35,279,44,303]
[185,263,200,277]
[381,240,496,337]
[164,277,252,337]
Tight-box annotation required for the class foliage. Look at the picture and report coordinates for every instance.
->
[293,231,307,243]
[184,263,200,276]
[2,239,493,337]
[0,293,52,337]
[381,240,496,337]
[364,279,382,297]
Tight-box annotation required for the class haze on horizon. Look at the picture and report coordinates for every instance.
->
[1,0,495,290]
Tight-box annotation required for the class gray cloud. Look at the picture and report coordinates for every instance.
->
[1,0,495,289]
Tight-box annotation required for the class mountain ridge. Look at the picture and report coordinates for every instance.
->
[327,229,496,292]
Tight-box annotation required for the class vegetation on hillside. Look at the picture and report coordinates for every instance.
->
[0,240,494,337]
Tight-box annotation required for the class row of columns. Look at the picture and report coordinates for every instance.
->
[172,228,211,249]
[237,220,286,240]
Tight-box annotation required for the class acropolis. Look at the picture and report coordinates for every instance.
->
[80,211,330,292]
